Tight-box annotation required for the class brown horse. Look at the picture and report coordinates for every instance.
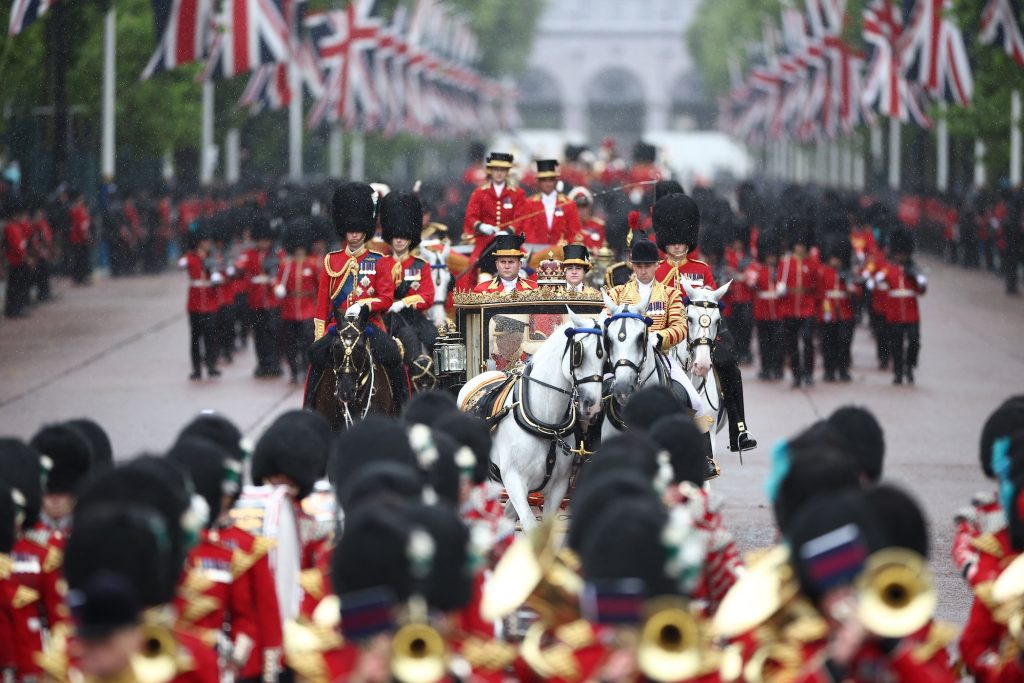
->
[310,318,397,430]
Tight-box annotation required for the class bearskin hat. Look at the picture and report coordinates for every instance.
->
[888,227,915,256]
[344,461,424,513]
[401,390,459,428]
[980,397,1024,478]
[413,502,471,612]
[756,230,783,259]
[65,502,171,610]
[828,406,885,482]
[433,413,491,486]
[633,141,657,164]
[783,215,816,250]
[166,436,233,527]
[329,416,418,505]
[580,498,678,597]
[622,385,684,431]
[283,217,313,254]
[379,191,424,250]
[270,410,332,477]
[66,419,112,470]
[332,182,378,240]
[0,438,44,530]
[0,481,18,554]
[568,469,659,552]
[652,193,700,252]
[177,412,245,463]
[67,570,142,641]
[862,484,928,558]
[699,226,727,261]
[653,179,685,202]
[771,442,860,535]
[30,423,94,495]
[331,500,418,604]
[250,213,274,242]
[251,420,324,501]
[824,233,853,270]
[649,415,710,487]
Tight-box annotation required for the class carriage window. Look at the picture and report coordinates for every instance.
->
[486,312,576,372]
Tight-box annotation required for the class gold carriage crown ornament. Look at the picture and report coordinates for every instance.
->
[535,251,566,287]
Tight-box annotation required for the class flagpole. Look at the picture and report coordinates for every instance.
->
[350,130,365,181]
[1012,89,1022,187]
[870,124,882,178]
[288,61,303,180]
[888,117,900,191]
[100,6,116,182]
[201,80,215,186]
[937,102,949,193]
[226,128,240,184]
[975,138,987,189]
[328,123,344,177]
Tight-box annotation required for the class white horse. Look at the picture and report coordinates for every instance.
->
[679,280,732,451]
[599,291,714,455]
[419,238,452,328]
[458,310,606,531]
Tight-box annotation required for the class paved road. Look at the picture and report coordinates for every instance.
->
[1,256,1022,626]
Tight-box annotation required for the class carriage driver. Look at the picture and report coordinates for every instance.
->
[604,234,711,429]
[562,243,599,295]
[305,182,407,408]
[652,193,758,454]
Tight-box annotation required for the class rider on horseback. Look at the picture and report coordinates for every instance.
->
[306,182,407,408]
[651,193,758,454]
[380,191,439,391]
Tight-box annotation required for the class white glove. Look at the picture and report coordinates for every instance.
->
[345,303,363,318]
[273,284,286,299]
[211,271,224,285]
[226,265,237,277]
[389,300,407,313]
[915,274,927,288]
[651,333,662,349]
[478,223,499,235]
[177,256,188,269]
[775,283,787,296]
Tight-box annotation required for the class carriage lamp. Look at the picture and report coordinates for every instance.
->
[434,325,467,375]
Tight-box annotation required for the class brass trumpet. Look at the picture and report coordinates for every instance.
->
[390,622,448,683]
[636,597,705,683]
[130,623,183,683]
[856,548,937,638]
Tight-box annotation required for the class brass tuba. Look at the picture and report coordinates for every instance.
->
[636,597,705,683]
[856,548,937,638]
[991,551,1024,645]
[390,622,448,683]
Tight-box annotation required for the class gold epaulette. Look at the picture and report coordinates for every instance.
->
[0,553,11,580]
[300,568,325,601]
[253,535,276,558]
[911,621,958,664]
[971,533,1006,559]
[690,258,709,265]
[43,546,62,573]
[555,619,595,649]
[35,623,72,681]
[461,637,518,671]
[231,549,256,578]
[181,593,221,624]
[13,585,39,609]
[367,248,385,257]
[975,580,996,608]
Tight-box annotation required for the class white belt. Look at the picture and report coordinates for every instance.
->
[190,280,211,287]
[824,290,849,298]
[756,292,779,300]
[888,289,916,298]
[251,276,271,284]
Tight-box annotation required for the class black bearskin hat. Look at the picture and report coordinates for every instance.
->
[652,193,700,252]
[414,502,472,612]
[250,213,274,242]
[0,481,18,553]
[863,484,929,558]
[824,234,853,270]
[756,230,783,259]
[568,469,659,552]
[166,436,233,527]
[379,191,424,250]
[329,416,418,506]
[653,179,685,202]
[980,397,1024,478]
[270,410,332,477]
[331,500,417,603]
[67,418,113,470]
[622,385,684,431]
[251,420,324,500]
[433,413,491,486]
[699,227,727,261]
[30,423,94,495]
[402,390,459,428]
[888,227,915,256]
[649,415,711,487]
[0,438,44,530]
[178,412,245,463]
[784,215,815,250]
[332,182,378,240]
[343,461,424,513]
[828,406,885,483]
[772,442,860,534]
[633,141,657,164]
[283,217,313,254]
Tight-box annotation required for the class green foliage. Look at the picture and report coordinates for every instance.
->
[686,0,782,98]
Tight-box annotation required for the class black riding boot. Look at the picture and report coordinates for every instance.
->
[712,338,757,453]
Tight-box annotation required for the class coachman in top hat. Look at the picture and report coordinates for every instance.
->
[463,152,526,282]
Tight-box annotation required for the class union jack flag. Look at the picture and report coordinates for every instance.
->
[900,0,973,106]
[862,0,932,126]
[305,0,382,130]
[7,0,57,36]
[142,0,213,79]
[202,0,292,80]
[981,0,1024,69]
[237,40,322,113]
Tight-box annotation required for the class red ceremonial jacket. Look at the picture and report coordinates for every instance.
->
[724,247,753,305]
[656,257,718,294]
[471,276,537,294]
[181,252,220,314]
[779,255,819,319]
[9,537,68,678]
[580,217,606,252]
[274,255,318,322]
[313,247,394,340]
[238,247,284,311]
[462,183,527,260]
[882,262,926,324]
[3,220,29,267]
[815,265,856,323]
[519,193,583,246]
[68,204,91,245]
[746,262,785,322]
[952,493,1007,587]
[390,253,435,312]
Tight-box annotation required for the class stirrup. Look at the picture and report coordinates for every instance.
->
[729,423,758,453]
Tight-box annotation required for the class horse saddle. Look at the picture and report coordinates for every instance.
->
[460,371,518,427]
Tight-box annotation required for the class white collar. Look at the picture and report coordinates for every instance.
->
[541,191,557,206]
[637,279,654,295]
[500,277,518,290]
[492,182,506,195]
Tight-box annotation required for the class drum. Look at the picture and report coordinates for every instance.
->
[230,485,302,621]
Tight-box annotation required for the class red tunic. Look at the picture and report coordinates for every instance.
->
[389,253,436,312]
[656,257,717,294]
[778,255,818,319]
[795,622,956,682]
[747,262,786,322]
[68,205,91,245]
[275,255,318,322]
[579,217,606,252]
[313,247,394,340]
[239,247,283,311]
[9,537,67,678]
[471,277,537,294]
[815,265,856,323]
[882,263,925,324]
[3,220,28,267]
[30,218,54,261]
[519,193,583,246]
[462,183,527,260]
[952,493,1007,587]
[181,253,219,314]
[724,247,753,305]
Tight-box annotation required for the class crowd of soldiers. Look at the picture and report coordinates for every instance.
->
[0,384,1023,681]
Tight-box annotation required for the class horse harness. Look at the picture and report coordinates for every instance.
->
[486,326,604,494]
[685,298,722,411]
[601,311,659,430]
[333,318,377,428]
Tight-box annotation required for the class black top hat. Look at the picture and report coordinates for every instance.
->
[491,232,526,258]
[630,234,661,264]
[380,191,424,250]
[535,159,559,179]
[332,182,378,240]
[486,152,514,169]
[561,244,591,269]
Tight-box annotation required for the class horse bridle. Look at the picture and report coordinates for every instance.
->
[687,299,718,352]
[563,325,604,392]
[603,311,653,392]
[333,318,376,427]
